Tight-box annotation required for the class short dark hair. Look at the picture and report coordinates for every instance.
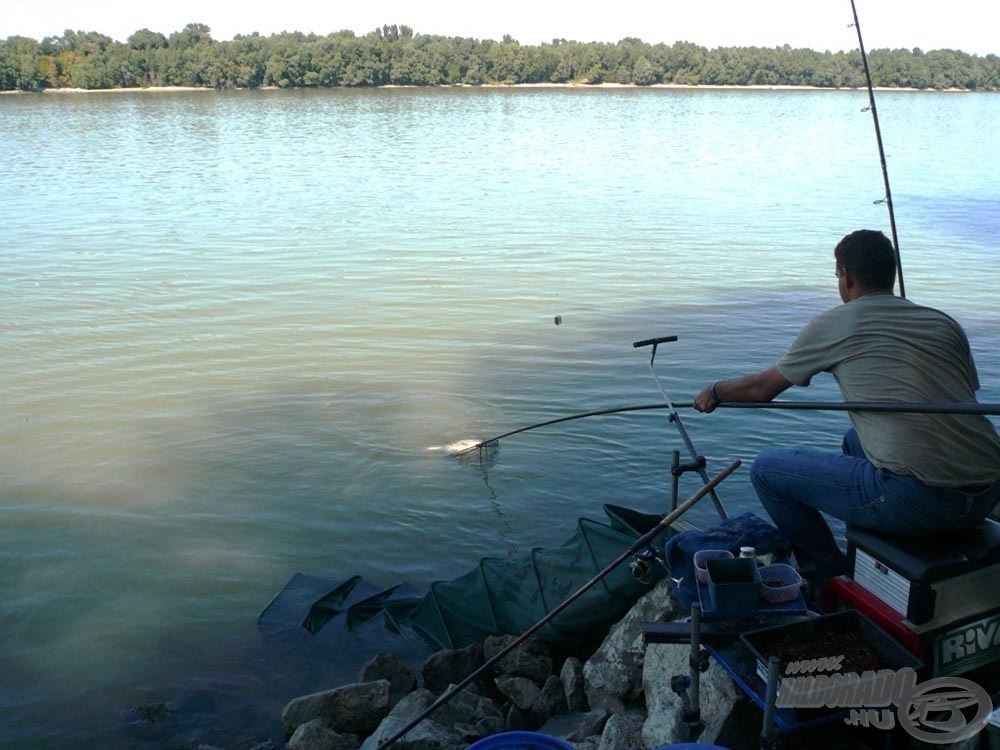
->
[834,230,896,291]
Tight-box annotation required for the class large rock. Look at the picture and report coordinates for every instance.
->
[483,635,553,683]
[286,719,360,750]
[641,643,738,748]
[430,684,503,730]
[583,579,676,712]
[422,644,485,694]
[361,689,464,750]
[530,675,569,724]
[559,656,588,713]
[596,711,644,750]
[503,704,533,732]
[538,710,611,743]
[559,657,588,713]
[283,680,391,737]
[359,652,418,708]
[475,714,505,737]
[494,675,542,711]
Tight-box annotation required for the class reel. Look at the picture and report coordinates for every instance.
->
[629,547,662,583]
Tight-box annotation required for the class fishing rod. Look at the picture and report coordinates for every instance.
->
[454,399,1000,456]
[374,459,741,750]
[849,0,905,297]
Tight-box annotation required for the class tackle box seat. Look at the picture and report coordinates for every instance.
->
[846,518,1000,626]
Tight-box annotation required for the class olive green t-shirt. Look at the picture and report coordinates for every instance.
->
[776,292,1000,487]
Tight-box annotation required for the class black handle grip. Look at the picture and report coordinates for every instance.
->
[633,335,678,349]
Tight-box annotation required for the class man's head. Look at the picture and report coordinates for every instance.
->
[834,229,896,300]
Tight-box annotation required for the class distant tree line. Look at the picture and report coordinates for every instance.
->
[2,23,998,92]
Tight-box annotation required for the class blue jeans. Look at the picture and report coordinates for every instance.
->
[750,429,1000,578]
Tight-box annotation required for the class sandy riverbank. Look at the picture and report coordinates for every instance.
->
[1,82,949,95]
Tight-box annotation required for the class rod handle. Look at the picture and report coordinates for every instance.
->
[633,335,678,348]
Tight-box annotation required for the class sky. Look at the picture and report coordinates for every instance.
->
[2,0,998,56]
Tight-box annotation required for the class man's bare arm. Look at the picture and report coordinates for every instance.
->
[693,366,793,413]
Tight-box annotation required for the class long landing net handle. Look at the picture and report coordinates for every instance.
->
[374,459,741,750]
[633,335,678,366]
[633,335,678,348]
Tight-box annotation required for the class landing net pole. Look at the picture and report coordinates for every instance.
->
[635,336,728,520]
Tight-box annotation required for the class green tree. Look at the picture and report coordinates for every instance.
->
[667,41,708,84]
[0,36,45,89]
[632,55,657,85]
[128,29,167,51]
[486,38,527,83]
[228,33,267,87]
[168,23,213,50]
[2,25,999,92]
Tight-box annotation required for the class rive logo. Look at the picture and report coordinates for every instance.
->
[937,612,1000,674]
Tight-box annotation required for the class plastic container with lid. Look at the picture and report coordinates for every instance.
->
[693,549,733,585]
[758,563,803,604]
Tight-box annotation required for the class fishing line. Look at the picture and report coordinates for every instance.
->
[849,0,906,297]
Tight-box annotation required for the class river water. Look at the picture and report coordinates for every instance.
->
[1,86,998,748]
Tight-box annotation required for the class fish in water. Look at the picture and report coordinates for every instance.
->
[425,439,497,454]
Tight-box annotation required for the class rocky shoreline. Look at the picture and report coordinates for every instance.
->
[276,580,743,750]
[125,568,994,750]
[271,578,990,750]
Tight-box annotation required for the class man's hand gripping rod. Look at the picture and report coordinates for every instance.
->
[633,336,728,520]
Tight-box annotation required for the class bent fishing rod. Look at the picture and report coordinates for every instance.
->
[374,459,741,750]
[850,0,905,297]
[456,399,1000,456]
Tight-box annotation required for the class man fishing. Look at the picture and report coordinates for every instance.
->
[693,229,1000,589]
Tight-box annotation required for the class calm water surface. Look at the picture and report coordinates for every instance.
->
[1,87,999,748]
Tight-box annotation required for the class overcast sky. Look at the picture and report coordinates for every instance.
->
[2,0,997,56]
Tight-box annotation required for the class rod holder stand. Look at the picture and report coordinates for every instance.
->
[672,456,707,477]
[760,655,782,750]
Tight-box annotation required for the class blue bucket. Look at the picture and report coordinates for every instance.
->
[467,731,576,750]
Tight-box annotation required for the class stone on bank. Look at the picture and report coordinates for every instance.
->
[280,579,742,750]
